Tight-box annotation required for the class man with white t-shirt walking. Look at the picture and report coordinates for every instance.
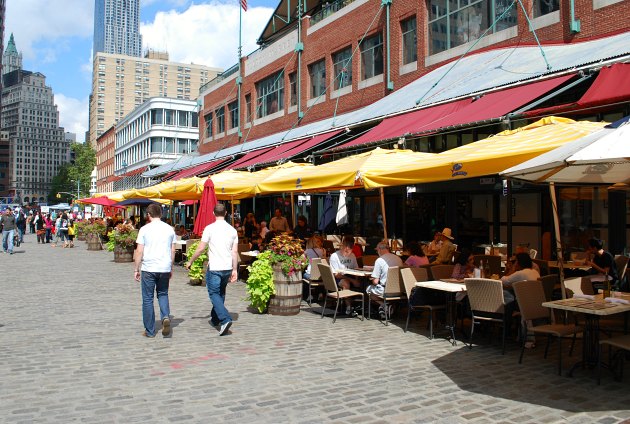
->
[134,204,176,338]
[186,203,238,336]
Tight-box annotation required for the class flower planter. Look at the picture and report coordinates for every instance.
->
[86,233,102,251]
[113,245,134,263]
[268,265,302,316]
[77,234,86,241]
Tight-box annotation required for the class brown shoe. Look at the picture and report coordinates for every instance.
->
[161,317,171,336]
[142,331,155,338]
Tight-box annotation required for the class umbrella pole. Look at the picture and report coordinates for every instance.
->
[231,198,235,226]
[549,183,566,299]
[379,187,388,242]
[291,193,295,229]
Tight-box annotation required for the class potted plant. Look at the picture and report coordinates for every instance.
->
[83,220,107,251]
[75,220,88,241]
[186,239,208,285]
[245,250,274,313]
[247,234,308,315]
[105,223,138,262]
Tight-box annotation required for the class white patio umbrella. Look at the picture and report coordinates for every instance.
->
[336,190,349,226]
[501,115,630,298]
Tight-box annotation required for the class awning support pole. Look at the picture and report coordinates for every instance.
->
[379,187,388,242]
[549,182,566,299]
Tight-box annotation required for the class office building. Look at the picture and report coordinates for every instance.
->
[93,0,142,57]
[88,51,221,145]
[1,35,69,205]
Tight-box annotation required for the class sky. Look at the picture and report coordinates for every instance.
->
[4,0,278,142]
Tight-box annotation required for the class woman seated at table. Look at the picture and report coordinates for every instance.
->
[452,248,474,279]
[405,241,429,267]
[426,231,443,258]
[175,224,190,240]
[304,235,326,279]
[585,237,618,288]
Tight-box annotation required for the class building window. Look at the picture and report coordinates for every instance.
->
[178,110,188,127]
[151,109,163,125]
[165,109,175,126]
[191,113,198,128]
[151,137,163,153]
[245,94,252,123]
[309,60,326,98]
[177,139,187,154]
[165,137,175,153]
[360,33,383,80]
[215,106,225,133]
[332,47,352,90]
[289,72,298,106]
[256,71,284,118]
[228,101,239,129]
[533,0,559,17]
[204,112,213,138]
[428,0,517,55]
[401,17,418,65]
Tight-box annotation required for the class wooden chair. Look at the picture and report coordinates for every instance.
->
[367,266,405,325]
[401,268,445,338]
[361,255,378,266]
[598,334,630,384]
[472,255,502,277]
[303,258,323,306]
[317,263,364,323]
[430,264,454,280]
[465,278,508,354]
[513,280,579,375]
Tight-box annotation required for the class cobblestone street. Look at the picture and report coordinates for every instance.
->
[1,235,630,423]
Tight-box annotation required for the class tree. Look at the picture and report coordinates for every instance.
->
[48,143,96,202]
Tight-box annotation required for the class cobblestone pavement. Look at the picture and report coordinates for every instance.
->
[2,234,630,423]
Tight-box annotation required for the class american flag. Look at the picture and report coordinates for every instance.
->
[240,0,247,11]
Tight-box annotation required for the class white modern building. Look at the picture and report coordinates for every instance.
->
[112,97,199,190]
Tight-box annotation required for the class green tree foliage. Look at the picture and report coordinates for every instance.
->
[48,143,96,202]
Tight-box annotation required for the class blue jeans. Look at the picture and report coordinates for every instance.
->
[206,269,232,326]
[17,227,24,243]
[141,271,171,337]
[2,229,14,253]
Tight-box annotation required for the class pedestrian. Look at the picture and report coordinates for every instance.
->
[186,203,238,336]
[26,211,34,234]
[44,214,53,243]
[16,210,26,243]
[35,212,45,244]
[134,203,176,338]
[1,208,17,254]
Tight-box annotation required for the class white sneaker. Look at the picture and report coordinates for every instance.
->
[219,321,232,336]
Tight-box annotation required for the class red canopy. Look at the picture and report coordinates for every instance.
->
[78,196,124,208]
[192,178,217,236]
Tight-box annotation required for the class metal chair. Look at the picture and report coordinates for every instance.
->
[598,334,630,384]
[317,263,364,323]
[465,278,508,354]
[538,274,558,302]
[303,257,323,306]
[367,266,405,325]
[430,264,454,280]
[614,255,629,290]
[513,280,579,375]
[401,267,445,338]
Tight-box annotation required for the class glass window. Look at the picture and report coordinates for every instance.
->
[165,109,175,126]
[204,112,213,138]
[401,17,418,65]
[191,112,198,128]
[228,101,239,129]
[178,111,188,127]
[151,137,162,152]
[309,60,326,98]
[533,0,559,17]
[245,94,252,123]
[177,139,187,154]
[289,73,298,106]
[332,47,352,89]
[256,71,284,118]
[428,0,517,55]
[215,107,225,133]
[360,33,383,80]
[150,109,163,125]
[165,137,175,153]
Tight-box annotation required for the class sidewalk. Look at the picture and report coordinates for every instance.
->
[1,233,629,423]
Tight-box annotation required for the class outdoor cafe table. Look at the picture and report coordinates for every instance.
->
[542,295,630,377]
[415,280,467,345]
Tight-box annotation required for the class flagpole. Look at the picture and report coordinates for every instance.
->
[237,0,244,142]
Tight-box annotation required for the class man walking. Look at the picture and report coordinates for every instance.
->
[134,204,176,338]
[1,209,16,254]
[186,203,238,336]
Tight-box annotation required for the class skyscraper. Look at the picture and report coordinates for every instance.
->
[93,0,143,58]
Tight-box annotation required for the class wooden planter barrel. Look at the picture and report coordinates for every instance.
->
[86,233,102,251]
[114,245,134,263]
[268,266,302,316]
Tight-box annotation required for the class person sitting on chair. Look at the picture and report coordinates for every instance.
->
[329,237,360,316]
[367,241,403,319]
[430,228,456,265]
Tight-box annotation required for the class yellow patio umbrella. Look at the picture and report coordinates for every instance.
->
[363,117,608,187]
[92,189,137,202]
[127,177,205,201]
[256,148,436,194]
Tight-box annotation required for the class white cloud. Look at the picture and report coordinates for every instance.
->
[140,3,273,70]
[5,0,93,60]
[55,94,90,142]
[141,0,191,7]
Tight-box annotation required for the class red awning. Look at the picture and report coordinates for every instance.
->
[124,167,146,177]
[577,63,630,107]
[337,74,574,150]
[225,147,274,170]
[171,158,228,180]
[245,130,344,167]
[340,98,472,150]
[161,170,179,181]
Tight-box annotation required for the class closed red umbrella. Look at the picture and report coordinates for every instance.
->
[77,196,124,208]
[193,178,218,236]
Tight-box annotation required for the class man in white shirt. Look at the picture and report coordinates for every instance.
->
[368,242,403,317]
[134,204,176,338]
[328,237,360,315]
[186,203,238,336]
[269,208,289,232]
[501,253,540,303]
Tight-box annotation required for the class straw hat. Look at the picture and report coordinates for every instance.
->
[440,227,454,240]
